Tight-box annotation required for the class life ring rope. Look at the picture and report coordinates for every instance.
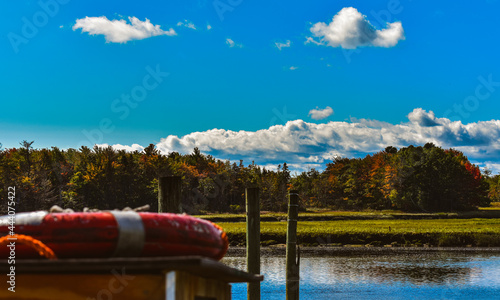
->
[0,234,57,260]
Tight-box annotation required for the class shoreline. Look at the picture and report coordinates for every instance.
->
[225,246,500,257]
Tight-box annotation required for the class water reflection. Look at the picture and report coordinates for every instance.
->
[222,253,500,299]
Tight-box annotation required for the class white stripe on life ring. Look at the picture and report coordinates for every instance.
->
[109,211,145,257]
[0,211,48,226]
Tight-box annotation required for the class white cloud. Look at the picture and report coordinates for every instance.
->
[73,16,176,43]
[103,109,500,173]
[308,7,405,49]
[407,108,440,126]
[481,162,500,175]
[309,106,334,120]
[207,24,212,30]
[289,66,298,70]
[304,36,323,46]
[176,20,197,30]
[97,143,145,152]
[226,38,243,48]
[275,40,291,50]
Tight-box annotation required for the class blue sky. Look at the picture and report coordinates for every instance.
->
[2,0,500,173]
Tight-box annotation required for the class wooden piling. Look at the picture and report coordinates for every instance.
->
[158,176,182,213]
[246,187,261,300]
[286,190,300,300]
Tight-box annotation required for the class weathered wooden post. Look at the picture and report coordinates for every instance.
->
[286,190,300,300]
[158,176,182,213]
[246,187,261,300]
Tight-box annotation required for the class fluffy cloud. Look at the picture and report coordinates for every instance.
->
[104,109,500,173]
[226,38,243,48]
[97,143,145,152]
[407,108,441,126]
[483,162,500,174]
[308,7,405,49]
[73,16,176,43]
[309,106,334,120]
[275,40,291,50]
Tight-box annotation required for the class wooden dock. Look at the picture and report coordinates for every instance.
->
[0,256,263,299]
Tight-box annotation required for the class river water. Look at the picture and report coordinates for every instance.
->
[222,252,500,299]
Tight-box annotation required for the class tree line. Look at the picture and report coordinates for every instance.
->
[0,141,498,214]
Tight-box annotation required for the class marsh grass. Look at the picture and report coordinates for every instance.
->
[218,219,500,247]
[196,210,500,222]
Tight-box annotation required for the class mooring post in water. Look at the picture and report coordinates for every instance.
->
[246,187,261,300]
[286,190,300,300]
[158,176,182,213]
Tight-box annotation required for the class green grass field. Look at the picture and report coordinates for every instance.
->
[217,219,500,247]
[195,208,500,223]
